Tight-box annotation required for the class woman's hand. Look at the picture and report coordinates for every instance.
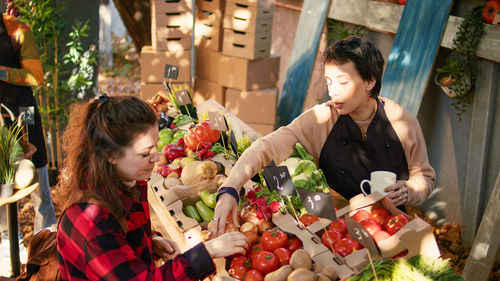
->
[210,193,239,237]
[384,181,409,207]
[152,235,180,261]
[204,231,250,259]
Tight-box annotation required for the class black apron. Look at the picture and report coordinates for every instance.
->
[0,16,47,168]
[319,99,409,206]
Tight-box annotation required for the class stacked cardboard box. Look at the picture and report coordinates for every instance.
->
[196,47,279,136]
[141,0,194,100]
[195,0,225,51]
[222,0,274,60]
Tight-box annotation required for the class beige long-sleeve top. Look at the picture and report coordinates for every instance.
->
[222,97,435,206]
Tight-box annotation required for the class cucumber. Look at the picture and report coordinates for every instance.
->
[195,200,214,222]
[183,205,202,223]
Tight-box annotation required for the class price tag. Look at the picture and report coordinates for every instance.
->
[174,90,192,106]
[19,106,35,125]
[345,216,380,256]
[208,111,229,131]
[230,131,239,158]
[296,188,337,222]
[164,64,179,79]
[263,164,296,196]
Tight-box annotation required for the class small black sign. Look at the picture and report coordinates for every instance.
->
[263,164,296,196]
[174,90,192,106]
[208,111,229,132]
[230,131,239,158]
[345,216,380,256]
[296,188,337,222]
[19,106,35,125]
[164,64,179,79]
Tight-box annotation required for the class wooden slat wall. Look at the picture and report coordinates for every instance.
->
[328,0,500,63]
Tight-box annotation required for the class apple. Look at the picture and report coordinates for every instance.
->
[179,157,195,169]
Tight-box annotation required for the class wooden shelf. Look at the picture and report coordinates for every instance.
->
[328,0,500,63]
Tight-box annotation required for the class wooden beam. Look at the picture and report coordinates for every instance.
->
[462,172,500,281]
[462,61,498,246]
[276,0,331,127]
[327,0,500,63]
[379,0,453,116]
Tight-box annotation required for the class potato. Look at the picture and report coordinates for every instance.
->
[287,268,317,281]
[312,263,323,273]
[316,273,330,281]
[289,249,312,270]
[320,266,338,281]
[264,265,293,281]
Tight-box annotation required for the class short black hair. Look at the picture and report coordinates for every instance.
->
[323,36,385,97]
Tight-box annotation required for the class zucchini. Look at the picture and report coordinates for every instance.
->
[195,200,214,222]
[184,205,202,223]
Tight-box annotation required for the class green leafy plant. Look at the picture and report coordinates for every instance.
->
[436,7,485,120]
[14,0,98,168]
[326,19,365,44]
[0,105,24,185]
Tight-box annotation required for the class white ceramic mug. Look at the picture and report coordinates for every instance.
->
[360,171,396,196]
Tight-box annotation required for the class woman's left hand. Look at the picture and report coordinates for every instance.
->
[152,235,180,261]
[384,181,409,207]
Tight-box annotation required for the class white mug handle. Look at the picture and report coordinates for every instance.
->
[360,180,371,196]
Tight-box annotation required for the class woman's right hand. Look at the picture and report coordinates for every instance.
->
[210,193,239,237]
[204,231,250,259]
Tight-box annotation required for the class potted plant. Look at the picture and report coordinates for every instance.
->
[0,104,24,198]
[435,6,485,119]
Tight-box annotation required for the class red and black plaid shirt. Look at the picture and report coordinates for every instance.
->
[57,180,215,280]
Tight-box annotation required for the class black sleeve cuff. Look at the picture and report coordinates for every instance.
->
[217,187,240,204]
[184,242,216,280]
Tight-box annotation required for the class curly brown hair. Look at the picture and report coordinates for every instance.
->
[55,95,157,218]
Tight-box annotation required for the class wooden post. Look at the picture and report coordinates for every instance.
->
[462,61,498,246]
[462,172,500,281]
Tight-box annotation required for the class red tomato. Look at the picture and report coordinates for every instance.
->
[352,210,371,223]
[228,256,251,280]
[251,251,280,275]
[184,120,220,151]
[245,269,265,281]
[371,207,391,225]
[273,247,292,265]
[344,237,363,250]
[328,218,347,235]
[261,229,288,252]
[483,0,500,24]
[373,230,391,244]
[248,244,263,261]
[288,237,302,253]
[299,213,319,226]
[391,249,409,259]
[384,214,411,235]
[360,218,382,236]
[398,0,406,5]
[321,229,344,251]
[333,239,354,257]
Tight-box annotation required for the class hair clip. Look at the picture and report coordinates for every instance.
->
[98,93,108,104]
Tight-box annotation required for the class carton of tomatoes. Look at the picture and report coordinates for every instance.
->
[334,191,441,260]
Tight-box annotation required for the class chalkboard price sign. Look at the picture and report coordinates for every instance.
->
[164,64,179,79]
[230,131,239,158]
[263,164,296,196]
[208,111,229,132]
[174,90,192,106]
[296,188,337,222]
[345,216,380,256]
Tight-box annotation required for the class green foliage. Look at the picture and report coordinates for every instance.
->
[436,7,485,120]
[14,0,98,167]
[326,19,365,44]
[0,122,24,184]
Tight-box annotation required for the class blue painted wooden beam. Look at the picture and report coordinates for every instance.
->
[276,0,330,127]
[380,0,453,116]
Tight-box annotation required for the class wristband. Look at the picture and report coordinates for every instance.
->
[216,187,240,204]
